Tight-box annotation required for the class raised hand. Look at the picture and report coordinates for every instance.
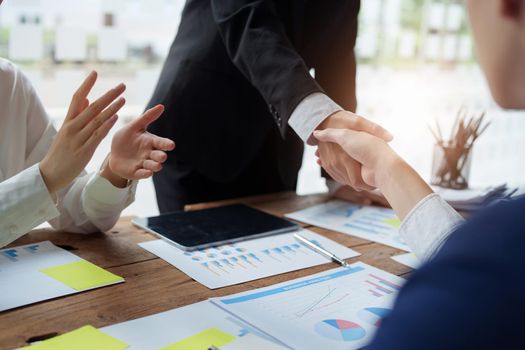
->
[39,71,126,194]
[315,111,393,191]
[103,105,175,183]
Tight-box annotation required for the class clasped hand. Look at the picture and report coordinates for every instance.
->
[314,110,395,191]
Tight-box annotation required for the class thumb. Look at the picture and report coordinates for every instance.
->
[314,128,371,165]
[132,104,165,130]
[313,128,349,145]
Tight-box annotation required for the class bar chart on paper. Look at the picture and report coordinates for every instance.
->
[138,229,359,289]
[0,241,124,312]
[213,262,405,350]
[286,200,410,251]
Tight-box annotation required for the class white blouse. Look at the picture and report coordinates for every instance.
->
[0,58,136,248]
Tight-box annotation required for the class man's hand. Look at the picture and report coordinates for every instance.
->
[314,127,433,220]
[101,105,175,185]
[315,127,397,188]
[315,111,393,191]
[39,71,126,194]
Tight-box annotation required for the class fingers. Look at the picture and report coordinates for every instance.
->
[143,159,162,172]
[318,144,347,184]
[134,168,153,180]
[149,150,168,163]
[131,104,165,131]
[83,115,119,153]
[314,128,348,145]
[152,135,175,151]
[315,128,369,164]
[66,71,97,120]
[316,138,374,190]
[80,98,89,112]
[73,83,126,128]
[348,114,393,142]
[131,152,168,180]
[78,97,126,142]
[343,159,375,191]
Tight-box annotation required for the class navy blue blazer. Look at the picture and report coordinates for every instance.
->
[367,196,525,349]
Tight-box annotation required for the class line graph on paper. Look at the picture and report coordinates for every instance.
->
[295,286,350,318]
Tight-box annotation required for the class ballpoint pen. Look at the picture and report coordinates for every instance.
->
[294,233,349,267]
[208,346,220,350]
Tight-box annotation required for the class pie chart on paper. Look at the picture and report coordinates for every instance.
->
[358,307,391,327]
[314,319,366,342]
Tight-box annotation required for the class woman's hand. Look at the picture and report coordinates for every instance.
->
[39,71,126,194]
[100,105,175,185]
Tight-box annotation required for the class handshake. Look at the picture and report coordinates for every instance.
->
[313,110,398,201]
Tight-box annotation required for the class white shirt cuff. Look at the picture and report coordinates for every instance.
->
[83,174,137,206]
[0,164,60,247]
[400,193,464,262]
[288,92,342,145]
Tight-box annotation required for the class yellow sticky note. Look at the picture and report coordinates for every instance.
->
[40,260,124,291]
[383,217,401,229]
[161,328,236,350]
[25,325,128,350]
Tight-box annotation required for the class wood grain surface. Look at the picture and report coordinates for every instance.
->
[0,192,412,349]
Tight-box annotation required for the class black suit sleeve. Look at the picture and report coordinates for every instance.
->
[211,0,323,137]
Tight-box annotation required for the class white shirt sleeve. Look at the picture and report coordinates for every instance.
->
[0,59,136,247]
[288,92,342,145]
[0,164,61,247]
[400,193,465,262]
[49,171,137,234]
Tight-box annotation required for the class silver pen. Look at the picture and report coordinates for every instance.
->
[294,233,350,267]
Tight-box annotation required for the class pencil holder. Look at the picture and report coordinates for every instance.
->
[431,142,472,189]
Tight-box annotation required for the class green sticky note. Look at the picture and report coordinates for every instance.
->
[161,328,236,350]
[40,260,124,291]
[383,217,401,229]
[25,325,128,350]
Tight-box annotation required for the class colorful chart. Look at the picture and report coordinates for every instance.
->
[1,249,18,262]
[139,230,359,289]
[358,307,390,327]
[314,319,366,342]
[366,273,401,298]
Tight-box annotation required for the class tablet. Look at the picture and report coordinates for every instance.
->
[132,204,299,251]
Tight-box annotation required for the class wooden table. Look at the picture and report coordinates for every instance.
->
[0,192,411,349]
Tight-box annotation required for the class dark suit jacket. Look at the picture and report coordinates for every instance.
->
[367,196,525,349]
[147,0,360,210]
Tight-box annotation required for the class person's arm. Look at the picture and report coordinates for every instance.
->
[366,199,525,349]
[212,1,392,190]
[314,128,463,260]
[211,0,322,137]
[1,69,174,247]
[52,103,174,233]
[0,164,61,247]
[0,70,124,246]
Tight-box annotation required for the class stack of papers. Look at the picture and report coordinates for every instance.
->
[432,184,517,211]
[286,201,410,251]
[0,241,124,312]
[98,261,404,350]
[102,300,288,349]
[139,229,359,289]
